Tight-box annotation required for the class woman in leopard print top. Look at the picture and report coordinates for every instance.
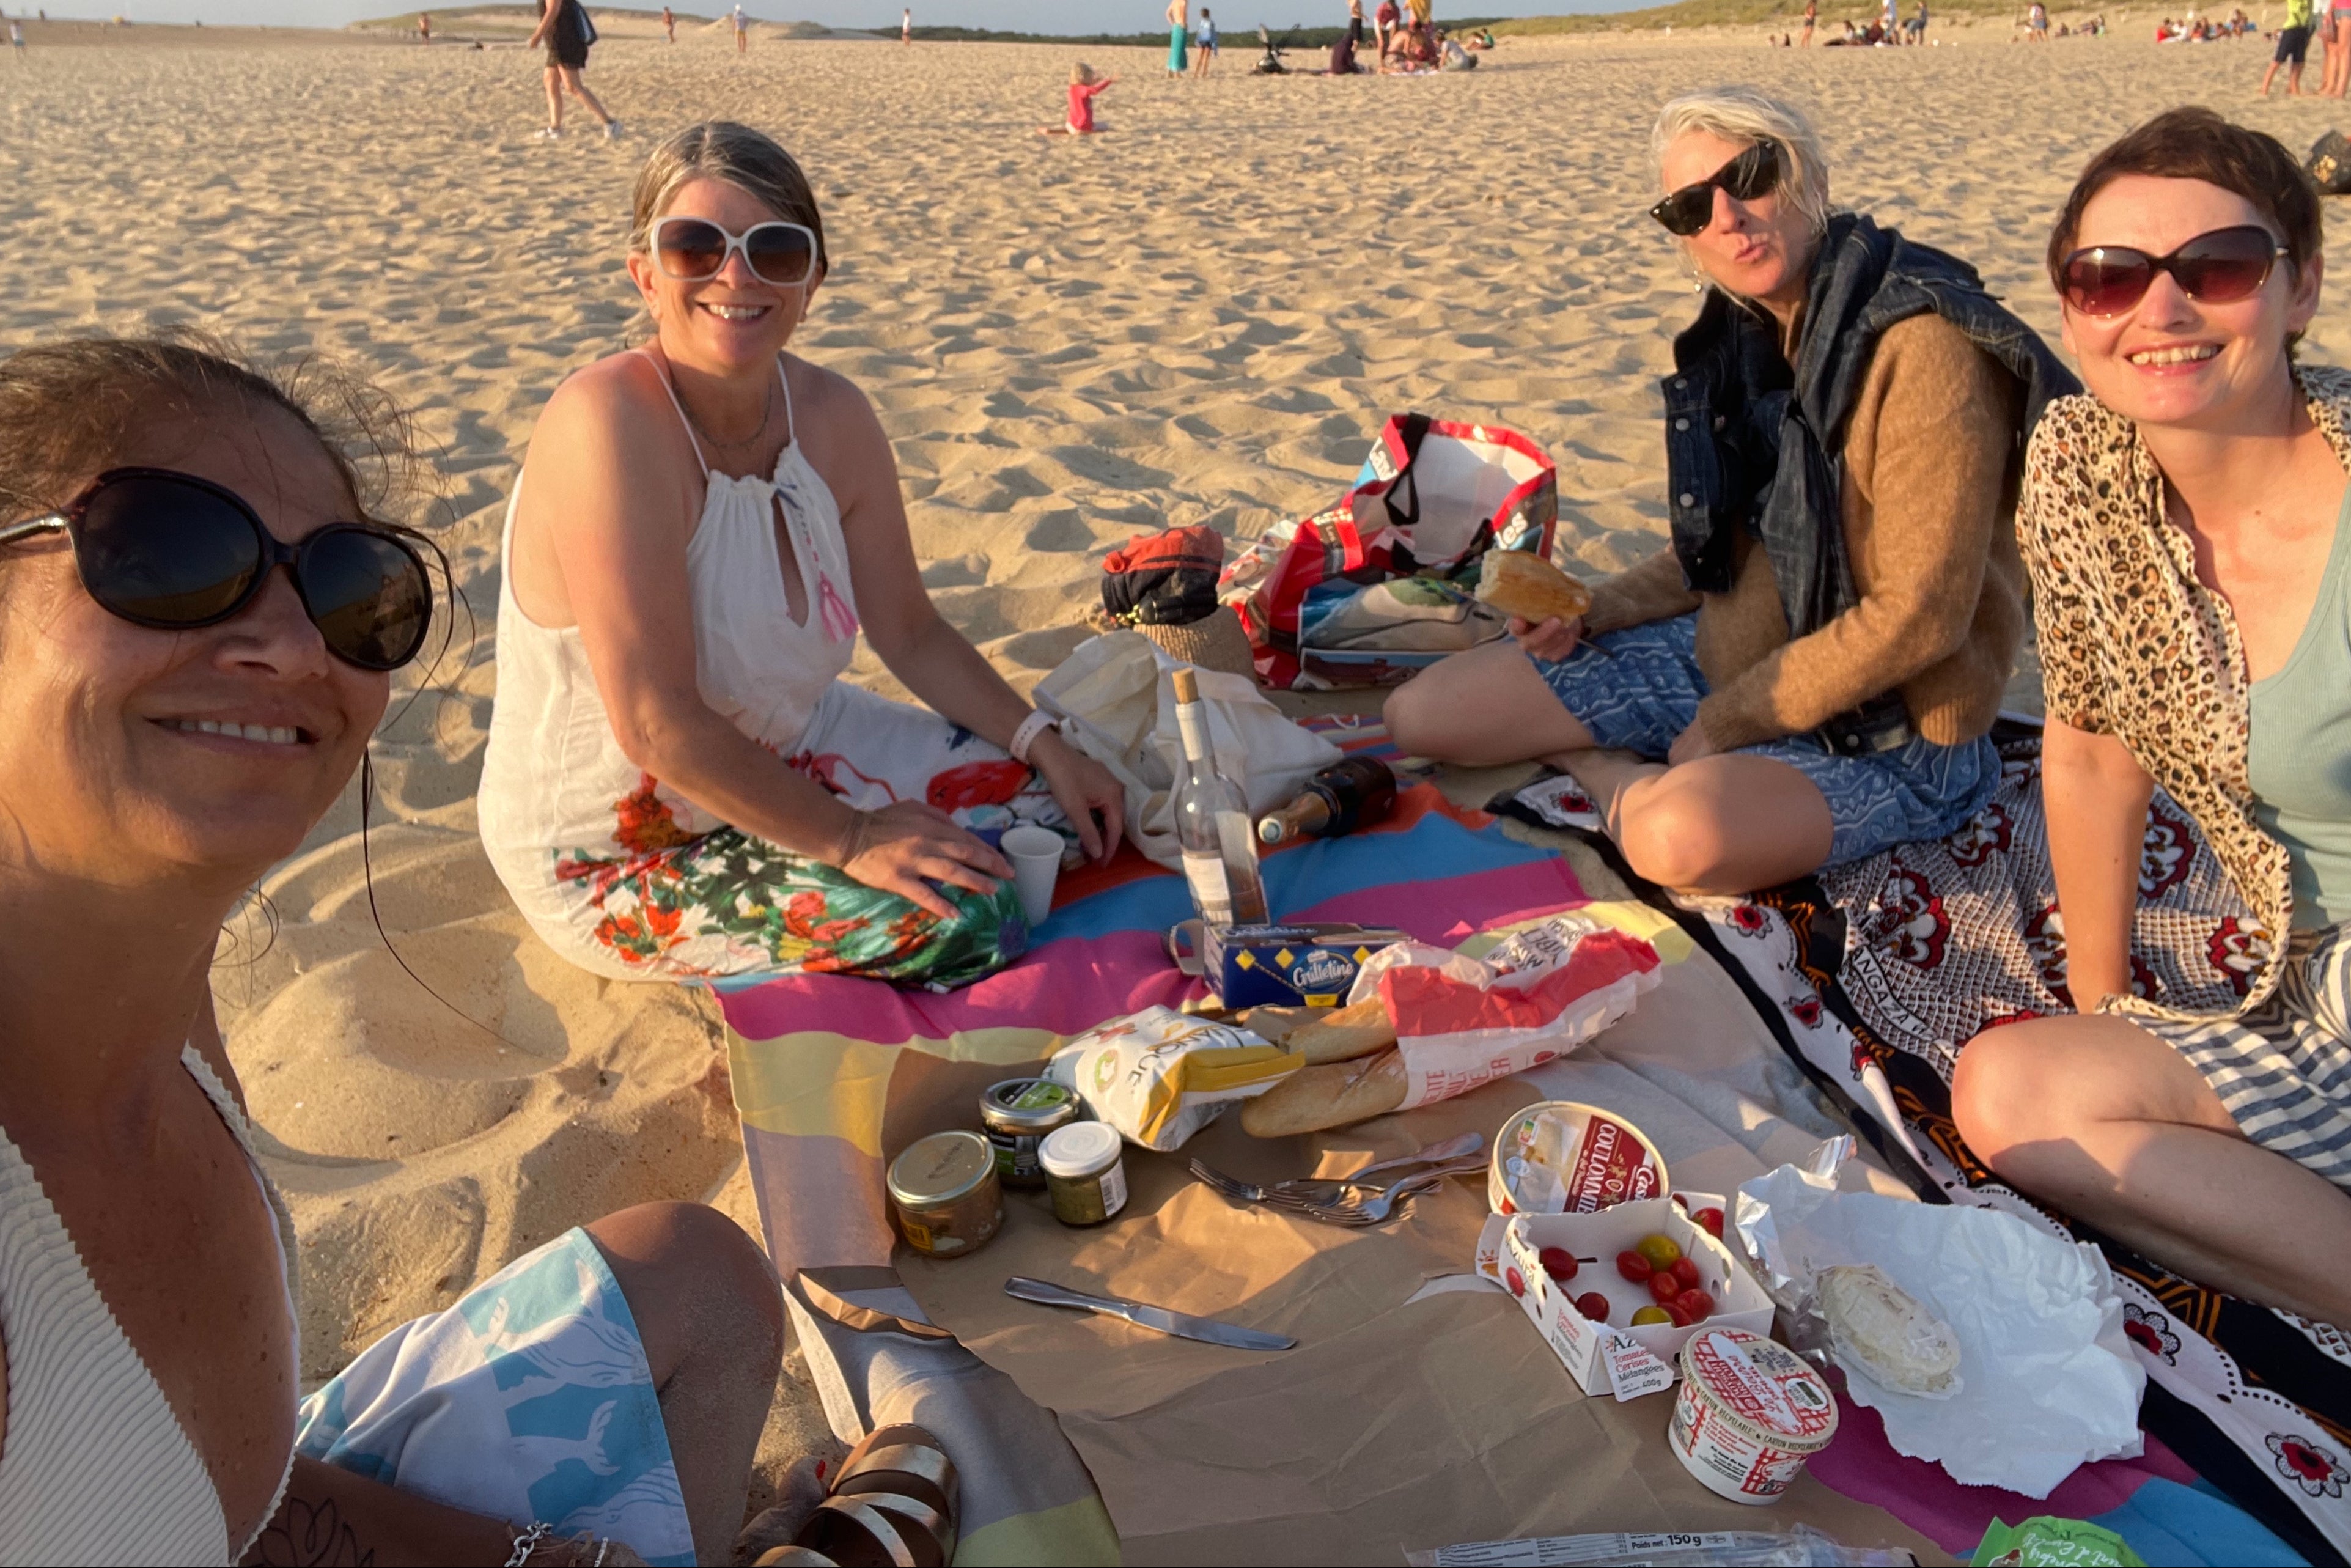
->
[1952,109,2351,1325]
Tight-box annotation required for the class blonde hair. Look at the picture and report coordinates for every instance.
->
[1072,61,1097,84]
[628,121,828,275]
[1650,86,1833,238]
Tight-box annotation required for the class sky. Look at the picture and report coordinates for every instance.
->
[29,1,1637,32]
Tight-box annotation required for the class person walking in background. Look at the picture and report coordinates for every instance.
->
[2265,0,2314,94]
[1193,6,1217,73]
[416,10,430,43]
[902,6,911,43]
[1166,0,1188,76]
[528,0,619,141]
[8,17,23,57]
[731,2,749,53]
[663,4,675,42]
[1906,0,1927,41]
[1801,0,1817,42]
[1375,0,1399,61]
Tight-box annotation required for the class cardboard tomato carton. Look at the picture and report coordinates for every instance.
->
[1476,1194,1774,1401]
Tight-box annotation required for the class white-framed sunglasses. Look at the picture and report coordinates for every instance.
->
[650,215,820,287]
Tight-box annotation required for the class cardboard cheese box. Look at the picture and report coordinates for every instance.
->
[1202,922,1407,1008]
[1476,1193,1775,1401]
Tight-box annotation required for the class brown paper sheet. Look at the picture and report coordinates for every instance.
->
[899,1078,1949,1567]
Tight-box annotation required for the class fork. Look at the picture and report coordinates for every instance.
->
[1191,1157,1484,1224]
[1185,1131,1485,1209]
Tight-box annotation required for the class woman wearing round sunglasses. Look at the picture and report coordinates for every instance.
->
[1388,86,2070,896]
[480,122,1124,990]
[1953,109,2351,1322]
[0,336,785,1565]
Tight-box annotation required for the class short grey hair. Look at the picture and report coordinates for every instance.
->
[1650,86,1833,238]
[627,121,828,275]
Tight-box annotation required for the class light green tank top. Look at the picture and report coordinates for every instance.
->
[2249,484,2351,929]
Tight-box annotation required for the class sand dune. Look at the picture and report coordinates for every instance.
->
[0,19,2339,1503]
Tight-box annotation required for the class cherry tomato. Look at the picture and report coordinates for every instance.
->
[1661,1299,1691,1327]
[1506,1267,1526,1299]
[1670,1256,1701,1290]
[1616,1250,1654,1283]
[1676,1288,1715,1322]
[1630,1305,1672,1327]
[1649,1270,1683,1303]
[1696,1207,1726,1239]
[1575,1292,1611,1323]
[1634,1232,1683,1272]
[1538,1246,1578,1283]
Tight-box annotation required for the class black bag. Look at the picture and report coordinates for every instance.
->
[2309,130,2351,196]
[576,2,599,45]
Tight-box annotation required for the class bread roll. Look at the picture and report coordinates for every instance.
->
[1285,998,1399,1064]
[1475,551,1593,627]
[1241,1050,1407,1137]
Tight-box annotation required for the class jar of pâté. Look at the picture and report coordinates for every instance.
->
[886,1130,1003,1257]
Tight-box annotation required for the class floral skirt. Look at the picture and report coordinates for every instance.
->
[516,685,1069,990]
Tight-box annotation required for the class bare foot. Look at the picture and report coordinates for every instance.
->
[734,1454,828,1566]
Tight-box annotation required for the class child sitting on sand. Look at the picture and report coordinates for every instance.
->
[1043,62,1116,134]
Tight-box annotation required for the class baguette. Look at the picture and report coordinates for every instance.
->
[1284,998,1399,1064]
[1241,1049,1407,1138]
[1235,1004,1318,1045]
[1475,551,1594,627]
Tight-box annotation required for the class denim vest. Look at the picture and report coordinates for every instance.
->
[1661,213,2078,755]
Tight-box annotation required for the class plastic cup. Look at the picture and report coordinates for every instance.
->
[999,826,1064,927]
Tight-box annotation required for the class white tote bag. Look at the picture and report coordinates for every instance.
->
[1031,631,1342,869]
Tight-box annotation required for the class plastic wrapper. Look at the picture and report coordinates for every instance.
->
[1045,1006,1300,1152]
[1404,1525,1918,1566]
[1969,1516,2146,1566]
[1347,911,1660,1110]
[1733,1152,2144,1497]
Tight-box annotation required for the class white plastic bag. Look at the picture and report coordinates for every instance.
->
[1031,630,1340,869]
[1345,913,1661,1111]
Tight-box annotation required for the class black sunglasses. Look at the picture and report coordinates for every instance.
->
[0,467,434,671]
[2058,224,2287,317]
[1649,141,1782,237]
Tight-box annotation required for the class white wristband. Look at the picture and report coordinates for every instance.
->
[1009,709,1057,765]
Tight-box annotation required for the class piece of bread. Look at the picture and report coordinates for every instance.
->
[1475,551,1593,627]
[1236,1004,1319,1045]
[1284,998,1399,1064]
[1242,1050,1407,1137]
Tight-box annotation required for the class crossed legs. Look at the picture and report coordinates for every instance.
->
[1383,638,1833,894]
[1952,1015,2351,1324]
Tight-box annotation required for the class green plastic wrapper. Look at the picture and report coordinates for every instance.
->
[1969,1517,2147,1567]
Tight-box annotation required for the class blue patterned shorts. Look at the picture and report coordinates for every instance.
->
[1532,614,1999,867]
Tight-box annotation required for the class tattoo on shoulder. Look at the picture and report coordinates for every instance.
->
[245,1497,377,1568]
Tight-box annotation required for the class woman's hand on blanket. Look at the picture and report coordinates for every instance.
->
[1509,613,1583,663]
[1667,721,1720,765]
[839,801,1014,920]
[1032,730,1126,861]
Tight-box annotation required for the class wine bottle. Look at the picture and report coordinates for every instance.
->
[1257,757,1399,845]
[1169,667,1270,926]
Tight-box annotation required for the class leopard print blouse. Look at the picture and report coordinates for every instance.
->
[2015,364,2351,1021]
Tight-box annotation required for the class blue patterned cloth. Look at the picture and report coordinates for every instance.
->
[295,1229,694,1566]
[1532,613,1999,866]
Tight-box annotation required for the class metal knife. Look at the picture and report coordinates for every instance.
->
[1003,1276,1297,1350]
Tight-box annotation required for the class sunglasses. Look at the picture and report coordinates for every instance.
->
[1649,141,1781,237]
[2058,224,2286,317]
[651,215,820,289]
[0,467,433,671]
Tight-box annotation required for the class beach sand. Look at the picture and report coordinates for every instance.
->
[1,16,2341,1524]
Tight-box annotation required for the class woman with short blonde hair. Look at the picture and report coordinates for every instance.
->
[1389,87,2073,896]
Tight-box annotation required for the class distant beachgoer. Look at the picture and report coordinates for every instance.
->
[1376,0,1399,61]
[732,2,748,53]
[2328,0,2351,95]
[482,123,1122,987]
[1906,0,1927,40]
[1194,6,1217,73]
[0,333,786,1568]
[1388,85,2071,898]
[1331,20,1359,69]
[1407,0,1431,23]
[7,18,22,56]
[663,4,675,42]
[417,10,430,43]
[1043,61,1116,133]
[2027,0,2050,37]
[1801,0,1816,42]
[2265,0,2314,94]
[529,0,619,141]
[902,6,911,43]
[1167,0,1188,75]
[1881,0,1899,39]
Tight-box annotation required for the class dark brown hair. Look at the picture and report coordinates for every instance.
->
[0,331,422,529]
[2046,106,2322,288]
[629,121,828,277]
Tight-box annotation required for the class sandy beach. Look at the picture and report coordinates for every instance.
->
[1,12,2342,1513]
